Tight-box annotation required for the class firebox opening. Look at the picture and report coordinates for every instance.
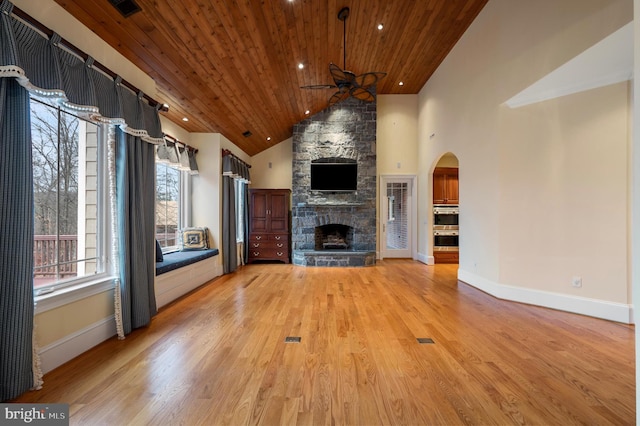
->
[315,224,353,250]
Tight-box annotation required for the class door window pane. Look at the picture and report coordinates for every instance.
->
[386,182,408,250]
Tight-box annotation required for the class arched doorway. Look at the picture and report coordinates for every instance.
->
[432,153,459,264]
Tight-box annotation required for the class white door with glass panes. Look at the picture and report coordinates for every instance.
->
[380,176,415,258]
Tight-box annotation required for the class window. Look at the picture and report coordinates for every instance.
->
[31,98,105,292]
[234,179,246,243]
[155,163,182,251]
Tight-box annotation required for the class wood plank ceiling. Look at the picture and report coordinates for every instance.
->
[53,0,488,156]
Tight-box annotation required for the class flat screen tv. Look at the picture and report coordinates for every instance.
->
[310,162,357,192]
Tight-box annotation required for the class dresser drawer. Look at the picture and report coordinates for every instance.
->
[248,240,288,250]
[248,232,290,263]
[248,248,289,261]
[249,233,268,242]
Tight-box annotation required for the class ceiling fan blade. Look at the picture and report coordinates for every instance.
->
[354,72,387,88]
[328,90,350,106]
[329,63,355,88]
[300,84,337,90]
[350,87,376,102]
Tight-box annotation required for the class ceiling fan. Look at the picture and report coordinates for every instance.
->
[300,7,387,106]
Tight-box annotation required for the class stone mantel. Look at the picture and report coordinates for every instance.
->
[297,202,366,207]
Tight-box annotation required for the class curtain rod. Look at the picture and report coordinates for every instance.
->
[222,149,251,168]
[11,5,166,111]
[164,133,197,154]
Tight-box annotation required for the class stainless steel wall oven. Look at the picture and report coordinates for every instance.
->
[433,205,459,227]
[433,205,459,253]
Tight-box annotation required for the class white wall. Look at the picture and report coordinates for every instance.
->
[187,134,250,252]
[418,0,633,322]
[377,95,419,175]
[160,117,191,145]
[250,137,293,189]
[190,133,222,252]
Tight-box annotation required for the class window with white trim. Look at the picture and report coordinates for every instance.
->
[155,163,182,251]
[31,97,107,294]
[234,179,246,243]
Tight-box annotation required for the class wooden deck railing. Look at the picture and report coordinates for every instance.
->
[33,235,77,278]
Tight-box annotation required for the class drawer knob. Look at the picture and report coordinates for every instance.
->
[277,252,283,256]
[253,243,260,248]
[275,236,281,240]
[253,252,260,256]
[277,243,283,247]
[255,236,262,240]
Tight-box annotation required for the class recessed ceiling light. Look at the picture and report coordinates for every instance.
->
[398,81,404,86]
[298,63,304,69]
[377,23,384,30]
[182,117,189,122]
[266,136,271,141]
[305,110,310,115]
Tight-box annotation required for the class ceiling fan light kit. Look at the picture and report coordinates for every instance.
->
[301,7,386,107]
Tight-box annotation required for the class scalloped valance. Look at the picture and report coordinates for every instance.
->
[0,0,163,143]
[222,151,251,183]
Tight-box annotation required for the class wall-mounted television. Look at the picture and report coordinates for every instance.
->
[310,162,357,192]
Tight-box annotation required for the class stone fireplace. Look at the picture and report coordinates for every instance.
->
[291,97,377,267]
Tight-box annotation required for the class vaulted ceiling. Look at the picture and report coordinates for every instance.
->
[54,0,487,155]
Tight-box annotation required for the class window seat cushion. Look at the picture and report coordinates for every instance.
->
[155,248,219,276]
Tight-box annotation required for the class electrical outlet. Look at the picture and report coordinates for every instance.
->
[572,276,582,288]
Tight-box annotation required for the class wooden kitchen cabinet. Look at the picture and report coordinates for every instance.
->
[433,167,459,204]
[433,251,459,264]
[248,189,291,263]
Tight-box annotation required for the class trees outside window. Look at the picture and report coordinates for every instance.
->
[31,98,103,290]
[155,163,181,249]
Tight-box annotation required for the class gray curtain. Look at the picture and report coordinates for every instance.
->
[0,78,34,401]
[116,128,157,335]
[222,157,237,273]
[242,181,249,262]
[222,154,251,274]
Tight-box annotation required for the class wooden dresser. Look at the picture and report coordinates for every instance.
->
[248,189,291,264]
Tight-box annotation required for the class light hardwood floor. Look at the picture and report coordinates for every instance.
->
[15,260,635,425]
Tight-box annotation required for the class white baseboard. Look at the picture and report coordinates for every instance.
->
[417,252,435,265]
[458,269,634,324]
[38,315,117,374]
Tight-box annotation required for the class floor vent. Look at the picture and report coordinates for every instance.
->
[284,336,301,343]
[417,338,435,344]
